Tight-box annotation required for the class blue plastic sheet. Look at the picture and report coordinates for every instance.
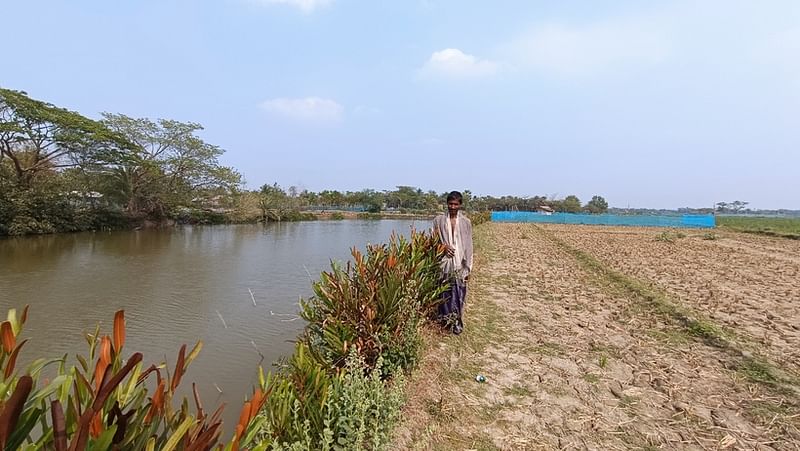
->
[490,212,715,229]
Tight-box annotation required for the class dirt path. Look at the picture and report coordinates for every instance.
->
[392,223,800,450]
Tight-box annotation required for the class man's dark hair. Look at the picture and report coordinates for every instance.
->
[446,191,463,204]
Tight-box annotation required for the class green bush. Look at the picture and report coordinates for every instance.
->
[0,178,132,235]
[0,307,266,449]
[301,231,444,374]
[258,350,406,451]
[469,210,491,226]
[356,212,383,220]
[174,207,228,225]
[255,229,445,448]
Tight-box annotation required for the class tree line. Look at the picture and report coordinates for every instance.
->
[1,88,608,236]
[251,186,608,219]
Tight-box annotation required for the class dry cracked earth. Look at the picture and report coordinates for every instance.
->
[392,223,800,451]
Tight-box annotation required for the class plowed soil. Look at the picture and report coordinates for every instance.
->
[392,223,800,450]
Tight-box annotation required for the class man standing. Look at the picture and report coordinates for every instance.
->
[433,191,474,335]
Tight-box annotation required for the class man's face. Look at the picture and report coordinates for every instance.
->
[447,199,461,214]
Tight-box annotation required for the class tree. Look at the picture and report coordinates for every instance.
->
[561,195,582,213]
[318,190,343,207]
[730,200,749,213]
[258,183,293,221]
[0,88,132,186]
[715,200,748,214]
[355,189,383,213]
[585,195,609,214]
[388,186,424,209]
[100,114,241,218]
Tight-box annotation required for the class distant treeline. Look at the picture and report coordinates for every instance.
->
[1,88,608,236]
[251,185,610,220]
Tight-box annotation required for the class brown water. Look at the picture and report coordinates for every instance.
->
[0,219,425,430]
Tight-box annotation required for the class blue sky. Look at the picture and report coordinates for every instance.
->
[3,0,799,209]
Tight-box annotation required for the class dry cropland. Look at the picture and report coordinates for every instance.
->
[393,223,800,450]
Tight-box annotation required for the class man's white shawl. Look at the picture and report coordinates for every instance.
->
[433,211,474,280]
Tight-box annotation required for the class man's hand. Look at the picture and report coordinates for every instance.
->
[445,245,455,258]
[464,274,470,283]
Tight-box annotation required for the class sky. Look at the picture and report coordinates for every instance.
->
[2,0,799,209]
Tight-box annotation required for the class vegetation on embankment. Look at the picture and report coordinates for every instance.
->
[253,229,446,449]
[717,215,800,239]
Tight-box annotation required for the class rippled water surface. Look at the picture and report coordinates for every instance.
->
[0,219,425,427]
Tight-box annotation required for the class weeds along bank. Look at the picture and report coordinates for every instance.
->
[253,230,446,449]
[0,228,446,449]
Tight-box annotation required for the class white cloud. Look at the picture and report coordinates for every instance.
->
[418,48,498,79]
[504,20,671,76]
[250,0,332,13]
[259,97,343,123]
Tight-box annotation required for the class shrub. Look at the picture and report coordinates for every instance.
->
[174,207,228,225]
[300,231,445,374]
[469,210,491,226]
[257,350,406,450]
[0,306,265,449]
[356,212,382,220]
[255,229,446,448]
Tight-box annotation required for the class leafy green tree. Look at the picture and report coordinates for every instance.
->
[585,195,609,214]
[100,113,241,218]
[561,195,582,213]
[356,189,383,212]
[0,89,134,235]
[258,182,293,221]
[0,88,131,187]
[730,200,748,213]
[318,190,344,207]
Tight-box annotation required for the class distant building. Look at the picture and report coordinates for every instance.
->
[536,205,554,215]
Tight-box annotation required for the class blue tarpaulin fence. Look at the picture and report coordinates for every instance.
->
[491,212,715,228]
